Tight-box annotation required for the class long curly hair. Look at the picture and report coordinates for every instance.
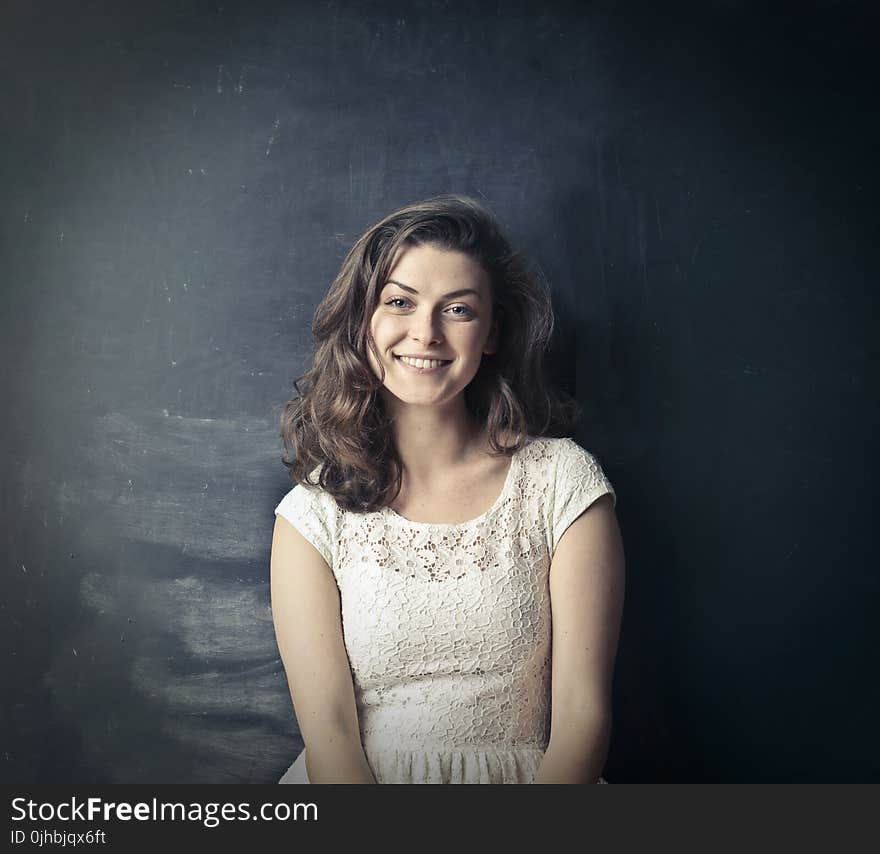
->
[280,194,581,512]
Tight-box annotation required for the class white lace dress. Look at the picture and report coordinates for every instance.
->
[274,436,616,784]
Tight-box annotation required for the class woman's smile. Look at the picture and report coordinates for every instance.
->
[393,354,453,374]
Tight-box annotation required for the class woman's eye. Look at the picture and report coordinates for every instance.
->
[448,304,473,317]
[383,298,473,318]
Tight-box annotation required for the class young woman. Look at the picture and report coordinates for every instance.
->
[271,195,625,784]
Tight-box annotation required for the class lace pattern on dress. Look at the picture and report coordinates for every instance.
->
[274,436,616,783]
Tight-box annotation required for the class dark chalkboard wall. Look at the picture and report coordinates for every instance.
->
[2,0,877,782]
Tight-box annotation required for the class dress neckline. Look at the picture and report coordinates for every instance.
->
[381,439,528,529]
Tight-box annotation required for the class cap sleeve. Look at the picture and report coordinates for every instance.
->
[550,438,617,556]
[274,482,335,568]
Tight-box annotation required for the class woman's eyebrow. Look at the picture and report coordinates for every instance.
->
[386,279,482,300]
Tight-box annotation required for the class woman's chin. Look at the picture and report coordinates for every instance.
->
[383,385,466,408]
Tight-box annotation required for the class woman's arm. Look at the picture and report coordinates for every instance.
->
[270,516,377,783]
[534,493,625,784]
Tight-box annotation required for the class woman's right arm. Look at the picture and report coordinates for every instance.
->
[270,515,377,783]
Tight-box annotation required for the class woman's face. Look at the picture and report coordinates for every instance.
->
[368,243,497,409]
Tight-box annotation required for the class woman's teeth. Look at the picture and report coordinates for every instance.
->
[397,356,449,369]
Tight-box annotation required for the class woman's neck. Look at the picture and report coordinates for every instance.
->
[385,397,487,485]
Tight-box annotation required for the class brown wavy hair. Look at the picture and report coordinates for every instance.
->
[280,194,581,512]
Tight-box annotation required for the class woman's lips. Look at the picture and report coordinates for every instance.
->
[393,355,452,374]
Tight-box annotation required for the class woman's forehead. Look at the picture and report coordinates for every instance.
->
[385,244,490,292]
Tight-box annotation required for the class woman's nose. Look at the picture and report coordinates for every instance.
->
[409,309,442,344]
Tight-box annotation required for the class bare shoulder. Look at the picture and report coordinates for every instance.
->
[587,492,616,512]
[553,490,623,567]
[271,514,334,584]
[270,514,341,642]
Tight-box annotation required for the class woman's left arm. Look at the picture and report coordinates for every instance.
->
[534,493,626,784]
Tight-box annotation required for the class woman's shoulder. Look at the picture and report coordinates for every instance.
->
[521,434,590,461]
[546,436,617,510]
[274,465,339,568]
[275,463,334,514]
[523,436,611,491]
